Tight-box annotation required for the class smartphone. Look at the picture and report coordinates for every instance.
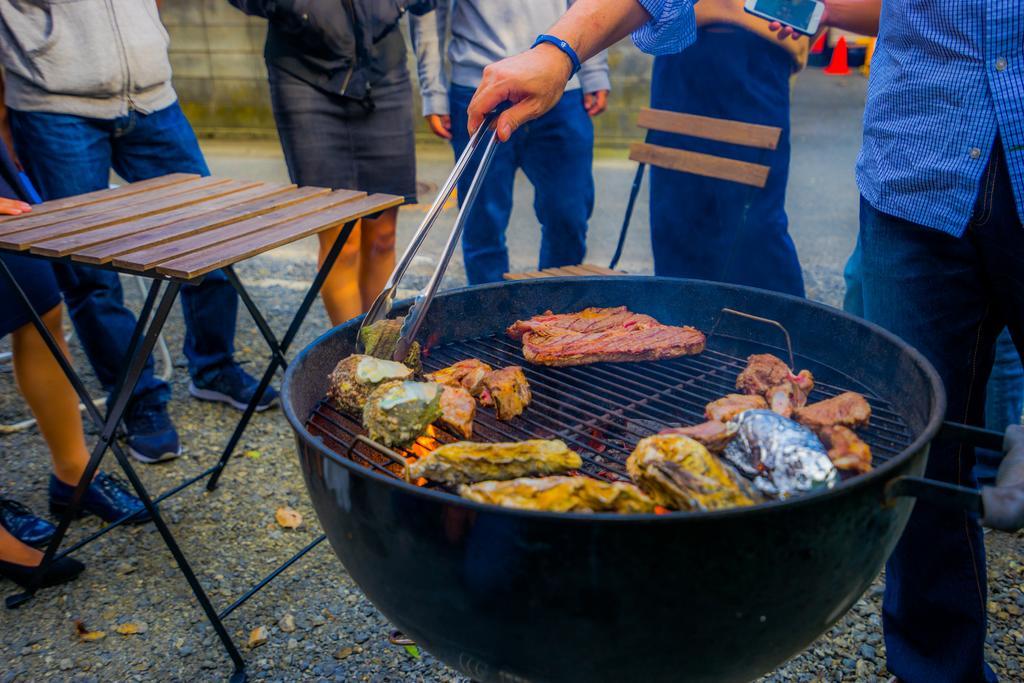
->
[743,0,825,36]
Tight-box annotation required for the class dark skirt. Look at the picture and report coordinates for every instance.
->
[268,64,417,204]
[0,253,62,338]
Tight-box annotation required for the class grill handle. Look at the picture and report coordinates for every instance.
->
[886,423,1024,531]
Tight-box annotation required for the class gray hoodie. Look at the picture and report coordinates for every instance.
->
[0,0,176,118]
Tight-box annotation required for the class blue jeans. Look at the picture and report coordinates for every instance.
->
[449,84,594,285]
[648,26,804,297]
[10,103,238,407]
[858,142,1023,682]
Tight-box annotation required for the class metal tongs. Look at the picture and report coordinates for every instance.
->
[357,108,505,361]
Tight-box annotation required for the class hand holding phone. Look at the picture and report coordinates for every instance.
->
[744,0,826,36]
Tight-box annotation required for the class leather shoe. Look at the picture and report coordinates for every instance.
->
[0,498,56,547]
[48,472,150,525]
[0,555,84,589]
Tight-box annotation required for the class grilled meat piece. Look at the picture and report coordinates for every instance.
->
[766,380,812,418]
[793,392,871,431]
[817,426,873,474]
[408,440,582,486]
[507,306,706,367]
[481,366,532,420]
[327,354,413,414]
[736,354,815,417]
[426,359,493,397]
[705,394,769,422]
[459,476,656,513]
[362,381,442,448]
[660,420,737,453]
[438,385,476,439]
[358,317,421,372]
[626,434,757,511]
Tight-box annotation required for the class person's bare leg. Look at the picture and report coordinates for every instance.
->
[358,207,398,312]
[10,305,90,486]
[0,524,41,566]
[318,221,363,326]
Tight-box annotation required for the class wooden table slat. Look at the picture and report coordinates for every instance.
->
[112,189,367,272]
[155,193,403,279]
[0,173,200,225]
[7,178,258,251]
[31,181,292,258]
[74,186,329,265]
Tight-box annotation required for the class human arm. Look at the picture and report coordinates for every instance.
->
[468,0,690,140]
[770,0,881,40]
[409,2,452,139]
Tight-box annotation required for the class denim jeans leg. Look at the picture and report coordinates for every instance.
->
[110,103,237,380]
[976,329,1024,483]
[519,90,593,270]
[449,84,519,285]
[9,109,169,406]
[842,237,864,316]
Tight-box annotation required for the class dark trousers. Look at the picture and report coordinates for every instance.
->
[859,143,1023,683]
[448,84,595,285]
[10,103,238,407]
[648,26,804,297]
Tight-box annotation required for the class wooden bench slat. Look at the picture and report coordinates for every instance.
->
[154,193,403,279]
[629,142,771,188]
[30,181,281,257]
[0,173,200,224]
[72,186,322,265]
[637,108,781,150]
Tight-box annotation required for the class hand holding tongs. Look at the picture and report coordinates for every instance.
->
[357,108,505,361]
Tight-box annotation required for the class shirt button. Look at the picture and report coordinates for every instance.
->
[969,147,982,159]
[995,57,1008,72]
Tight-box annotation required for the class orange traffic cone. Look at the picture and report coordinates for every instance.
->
[810,33,827,54]
[824,36,850,76]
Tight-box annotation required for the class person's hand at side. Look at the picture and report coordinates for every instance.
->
[584,90,609,117]
[425,114,452,140]
[0,198,31,215]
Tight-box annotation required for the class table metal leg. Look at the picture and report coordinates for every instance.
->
[206,219,357,491]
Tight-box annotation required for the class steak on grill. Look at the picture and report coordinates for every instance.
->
[705,394,769,422]
[736,354,814,418]
[506,306,706,366]
[817,425,873,474]
[793,392,872,432]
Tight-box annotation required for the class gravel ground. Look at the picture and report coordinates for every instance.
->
[1,70,1023,681]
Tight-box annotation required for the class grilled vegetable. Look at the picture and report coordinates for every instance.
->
[362,381,442,448]
[626,434,757,511]
[359,317,422,372]
[408,439,582,486]
[459,476,655,513]
[723,409,837,498]
[437,385,477,439]
[327,354,413,414]
[480,366,532,420]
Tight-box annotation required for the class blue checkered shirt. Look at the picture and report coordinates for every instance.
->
[857,0,1024,235]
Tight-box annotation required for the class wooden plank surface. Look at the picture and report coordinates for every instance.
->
[31,182,293,258]
[637,108,781,150]
[504,263,626,279]
[629,142,771,188]
[155,193,403,279]
[73,186,323,265]
[113,190,366,272]
[0,173,199,224]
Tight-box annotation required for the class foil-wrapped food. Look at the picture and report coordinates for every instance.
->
[723,409,837,498]
[327,354,413,414]
[459,476,656,513]
[407,439,582,486]
[626,434,757,511]
[362,381,442,448]
[358,317,422,372]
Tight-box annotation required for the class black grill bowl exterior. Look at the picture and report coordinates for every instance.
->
[282,278,945,683]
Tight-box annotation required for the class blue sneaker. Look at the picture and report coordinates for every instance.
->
[49,472,150,525]
[0,498,56,547]
[124,401,181,464]
[188,363,278,412]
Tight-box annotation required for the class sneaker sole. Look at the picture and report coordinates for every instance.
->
[188,382,279,412]
[128,443,182,465]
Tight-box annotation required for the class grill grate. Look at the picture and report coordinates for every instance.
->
[305,332,916,493]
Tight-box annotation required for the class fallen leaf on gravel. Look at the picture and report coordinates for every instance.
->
[275,506,302,529]
[244,450,261,459]
[334,647,354,660]
[114,622,148,635]
[74,621,106,642]
[404,644,421,659]
[279,614,296,633]
[248,626,269,649]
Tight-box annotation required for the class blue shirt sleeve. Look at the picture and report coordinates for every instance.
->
[631,0,697,55]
